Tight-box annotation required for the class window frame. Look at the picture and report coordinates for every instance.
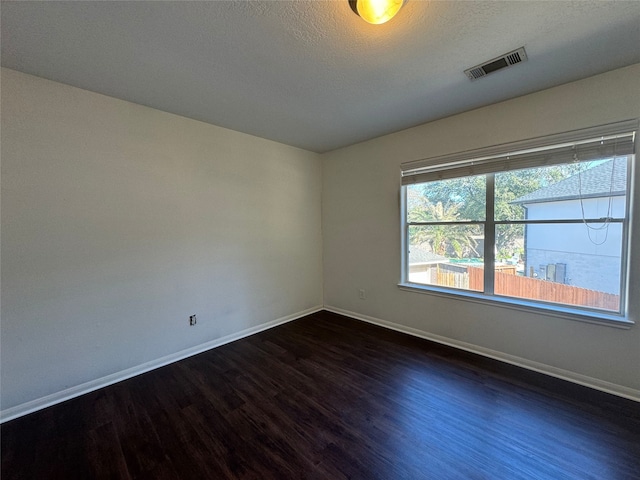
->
[399,121,637,328]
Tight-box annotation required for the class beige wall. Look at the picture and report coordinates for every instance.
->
[322,64,640,397]
[1,68,323,412]
[2,64,639,418]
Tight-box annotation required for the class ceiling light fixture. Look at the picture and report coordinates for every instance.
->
[349,0,405,25]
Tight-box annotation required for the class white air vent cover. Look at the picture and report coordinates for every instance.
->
[464,47,528,81]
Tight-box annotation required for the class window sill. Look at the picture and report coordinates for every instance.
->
[397,282,634,329]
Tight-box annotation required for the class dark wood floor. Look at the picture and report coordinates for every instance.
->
[2,310,639,479]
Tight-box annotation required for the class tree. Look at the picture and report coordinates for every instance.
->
[408,200,480,258]
[407,164,588,259]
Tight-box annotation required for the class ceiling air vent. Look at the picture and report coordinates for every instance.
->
[464,47,527,81]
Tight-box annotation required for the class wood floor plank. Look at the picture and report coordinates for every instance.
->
[2,310,639,479]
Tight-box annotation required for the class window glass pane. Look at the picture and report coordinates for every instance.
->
[495,223,622,312]
[495,223,525,275]
[407,175,486,222]
[496,157,628,221]
[408,225,484,292]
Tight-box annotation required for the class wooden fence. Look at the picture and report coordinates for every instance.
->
[436,264,619,311]
[436,270,470,289]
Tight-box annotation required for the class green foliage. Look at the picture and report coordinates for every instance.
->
[407,164,585,258]
[408,200,480,258]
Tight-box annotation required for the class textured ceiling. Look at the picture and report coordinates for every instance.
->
[2,1,639,153]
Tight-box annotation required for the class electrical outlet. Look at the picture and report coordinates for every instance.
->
[189,314,197,326]
[358,289,366,300]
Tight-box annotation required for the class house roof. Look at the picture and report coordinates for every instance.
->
[513,158,628,205]
[409,245,449,265]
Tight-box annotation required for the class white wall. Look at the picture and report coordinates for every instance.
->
[1,68,323,413]
[2,64,639,419]
[526,197,625,293]
[322,64,640,397]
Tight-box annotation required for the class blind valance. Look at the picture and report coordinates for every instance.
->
[401,120,637,185]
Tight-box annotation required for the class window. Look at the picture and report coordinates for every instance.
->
[400,120,637,321]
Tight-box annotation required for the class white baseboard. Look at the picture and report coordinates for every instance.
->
[0,305,323,423]
[324,305,640,403]
[5,303,636,423]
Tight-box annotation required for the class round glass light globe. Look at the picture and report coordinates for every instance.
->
[356,0,404,25]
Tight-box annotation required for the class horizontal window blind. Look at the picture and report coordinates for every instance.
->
[401,120,637,185]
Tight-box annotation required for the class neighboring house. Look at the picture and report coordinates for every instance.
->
[408,245,449,284]
[513,158,627,295]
